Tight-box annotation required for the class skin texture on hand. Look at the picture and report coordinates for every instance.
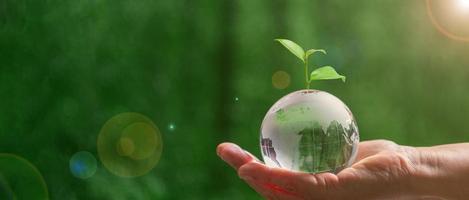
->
[217,140,468,200]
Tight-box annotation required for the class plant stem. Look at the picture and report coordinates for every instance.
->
[305,58,310,89]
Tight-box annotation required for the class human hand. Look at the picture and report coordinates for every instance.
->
[217,140,434,200]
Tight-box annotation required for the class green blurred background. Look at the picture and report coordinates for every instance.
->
[1,0,469,199]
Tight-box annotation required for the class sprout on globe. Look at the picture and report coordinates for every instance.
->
[260,39,359,174]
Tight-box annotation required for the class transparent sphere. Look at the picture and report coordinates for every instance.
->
[260,90,359,173]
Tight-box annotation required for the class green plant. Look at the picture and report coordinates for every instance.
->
[275,39,345,89]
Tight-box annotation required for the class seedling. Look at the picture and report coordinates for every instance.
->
[275,39,345,89]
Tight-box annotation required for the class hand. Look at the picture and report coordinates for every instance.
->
[217,140,425,200]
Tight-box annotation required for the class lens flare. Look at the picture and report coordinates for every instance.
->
[69,151,97,179]
[272,71,291,89]
[0,154,49,199]
[120,122,158,160]
[117,137,135,157]
[97,112,163,177]
[426,0,469,42]
[458,0,469,9]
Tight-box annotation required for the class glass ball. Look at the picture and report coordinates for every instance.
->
[260,90,359,173]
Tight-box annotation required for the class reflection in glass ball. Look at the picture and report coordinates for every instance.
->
[98,112,163,177]
[69,151,97,179]
[260,90,359,173]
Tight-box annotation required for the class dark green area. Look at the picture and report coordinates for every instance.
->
[0,154,48,199]
[1,0,469,199]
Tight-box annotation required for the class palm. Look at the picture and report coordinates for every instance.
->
[217,140,417,200]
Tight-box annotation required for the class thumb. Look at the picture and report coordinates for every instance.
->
[217,143,254,170]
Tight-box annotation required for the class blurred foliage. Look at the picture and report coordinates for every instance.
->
[1,0,469,199]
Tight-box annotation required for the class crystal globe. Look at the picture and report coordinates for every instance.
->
[260,90,359,173]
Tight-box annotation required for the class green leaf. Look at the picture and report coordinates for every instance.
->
[275,39,305,63]
[305,49,326,60]
[310,66,346,82]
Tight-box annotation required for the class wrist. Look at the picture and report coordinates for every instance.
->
[408,146,463,199]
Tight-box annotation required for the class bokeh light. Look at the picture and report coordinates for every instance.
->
[0,154,49,199]
[426,0,469,42]
[69,151,97,179]
[168,123,176,131]
[119,122,158,160]
[116,137,135,157]
[97,112,163,177]
[272,70,291,89]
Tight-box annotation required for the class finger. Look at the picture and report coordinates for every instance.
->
[217,143,253,170]
[238,162,339,196]
[243,178,305,200]
[238,162,297,192]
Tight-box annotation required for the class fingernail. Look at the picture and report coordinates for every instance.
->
[216,143,243,158]
[221,145,243,158]
[220,145,249,166]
